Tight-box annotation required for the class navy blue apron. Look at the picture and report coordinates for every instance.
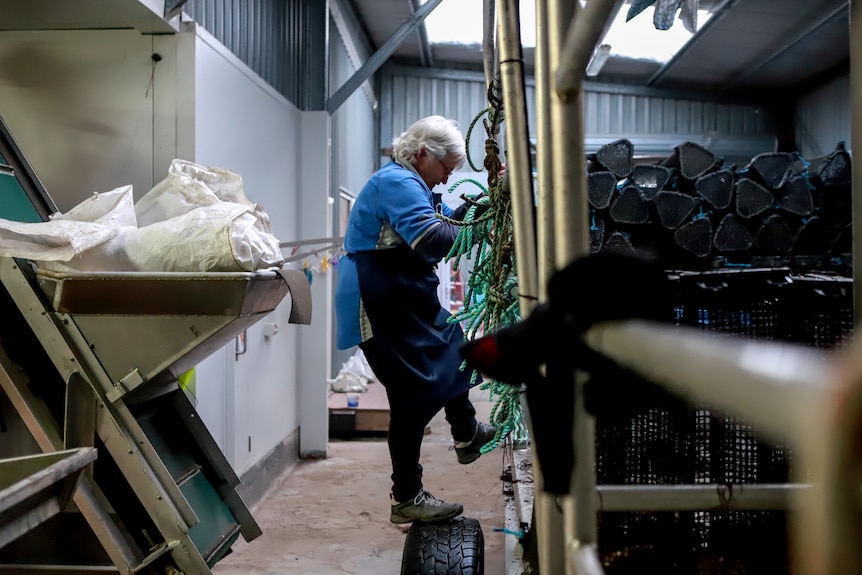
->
[352,246,474,425]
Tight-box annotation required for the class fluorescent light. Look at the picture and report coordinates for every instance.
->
[586,44,612,76]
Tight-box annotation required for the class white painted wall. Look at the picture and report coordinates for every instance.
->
[0,30,157,211]
[296,111,331,458]
[189,24,327,472]
[329,19,378,376]
[0,24,327,477]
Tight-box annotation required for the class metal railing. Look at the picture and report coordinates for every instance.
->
[581,319,854,575]
[495,1,862,574]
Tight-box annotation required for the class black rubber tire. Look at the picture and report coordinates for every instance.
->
[400,516,484,575]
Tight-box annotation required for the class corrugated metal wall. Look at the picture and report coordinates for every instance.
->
[331,32,377,201]
[795,74,851,160]
[380,67,779,167]
[183,0,327,110]
[583,89,764,137]
[380,71,493,169]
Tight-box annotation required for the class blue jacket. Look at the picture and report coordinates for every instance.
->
[335,161,456,349]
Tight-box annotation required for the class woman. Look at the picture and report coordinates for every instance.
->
[335,115,496,524]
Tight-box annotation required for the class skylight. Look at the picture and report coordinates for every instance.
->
[422,0,713,65]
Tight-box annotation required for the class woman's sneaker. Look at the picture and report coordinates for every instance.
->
[390,490,463,524]
[454,422,497,464]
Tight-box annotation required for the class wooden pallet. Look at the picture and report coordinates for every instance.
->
[328,382,390,433]
[328,383,430,436]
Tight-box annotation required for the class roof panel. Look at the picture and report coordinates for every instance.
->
[352,0,850,96]
[350,0,426,59]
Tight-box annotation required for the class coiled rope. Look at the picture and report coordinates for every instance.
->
[439,80,528,453]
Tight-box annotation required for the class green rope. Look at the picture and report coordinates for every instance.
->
[465,107,492,172]
[444,80,526,455]
[447,178,488,196]
[464,103,505,173]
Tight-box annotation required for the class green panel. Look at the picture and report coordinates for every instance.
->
[0,166,42,223]
[135,409,198,481]
[180,471,241,565]
[135,402,244,564]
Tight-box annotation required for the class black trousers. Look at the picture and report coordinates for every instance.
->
[360,339,478,502]
[385,389,477,502]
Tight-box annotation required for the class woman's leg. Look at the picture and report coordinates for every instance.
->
[361,340,429,501]
[443,390,478,443]
[386,399,428,501]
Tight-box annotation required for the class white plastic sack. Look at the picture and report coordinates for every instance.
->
[0,186,133,262]
[330,370,367,394]
[52,184,138,228]
[132,159,283,271]
[0,159,285,273]
[352,348,376,383]
[126,202,281,272]
[135,159,252,224]
[48,201,278,273]
[329,349,377,393]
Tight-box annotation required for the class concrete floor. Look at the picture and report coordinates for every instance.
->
[213,386,511,575]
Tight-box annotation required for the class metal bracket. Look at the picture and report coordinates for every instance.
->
[235,330,247,361]
[164,0,189,20]
[133,539,180,573]
[106,369,145,403]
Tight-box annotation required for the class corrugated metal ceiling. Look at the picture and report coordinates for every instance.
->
[347,0,850,98]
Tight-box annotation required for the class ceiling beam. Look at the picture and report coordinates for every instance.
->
[409,0,434,67]
[647,0,741,86]
[726,0,847,88]
[330,0,379,110]
[326,0,444,114]
[164,0,189,19]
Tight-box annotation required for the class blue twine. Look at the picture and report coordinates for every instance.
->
[493,527,525,539]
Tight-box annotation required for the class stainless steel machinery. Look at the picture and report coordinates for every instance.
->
[0,114,312,574]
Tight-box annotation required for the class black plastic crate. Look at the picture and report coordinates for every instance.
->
[595,267,852,575]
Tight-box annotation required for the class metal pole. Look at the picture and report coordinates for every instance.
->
[852,0,862,327]
[483,0,497,91]
[828,5,862,575]
[497,0,539,317]
[546,0,585,570]
[819,347,862,575]
[596,483,807,512]
[555,0,624,98]
[583,320,831,445]
[549,0,608,556]
[549,2,588,270]
[535,0,555,298]
[531,0,567,573]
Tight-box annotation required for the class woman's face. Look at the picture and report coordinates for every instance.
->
[415,147,457,189]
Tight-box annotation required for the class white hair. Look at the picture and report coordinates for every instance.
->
[392,115,466,168]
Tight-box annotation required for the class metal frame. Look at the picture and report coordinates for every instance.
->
[0,448,97,550]
[581,320,853,575]
[0,258,210,575]
[498,1,862,574]
[326,0,444,114]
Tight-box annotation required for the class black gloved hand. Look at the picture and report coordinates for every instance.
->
[460,252,679,495]
[472,194,491,219]
[452,193,490,221]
